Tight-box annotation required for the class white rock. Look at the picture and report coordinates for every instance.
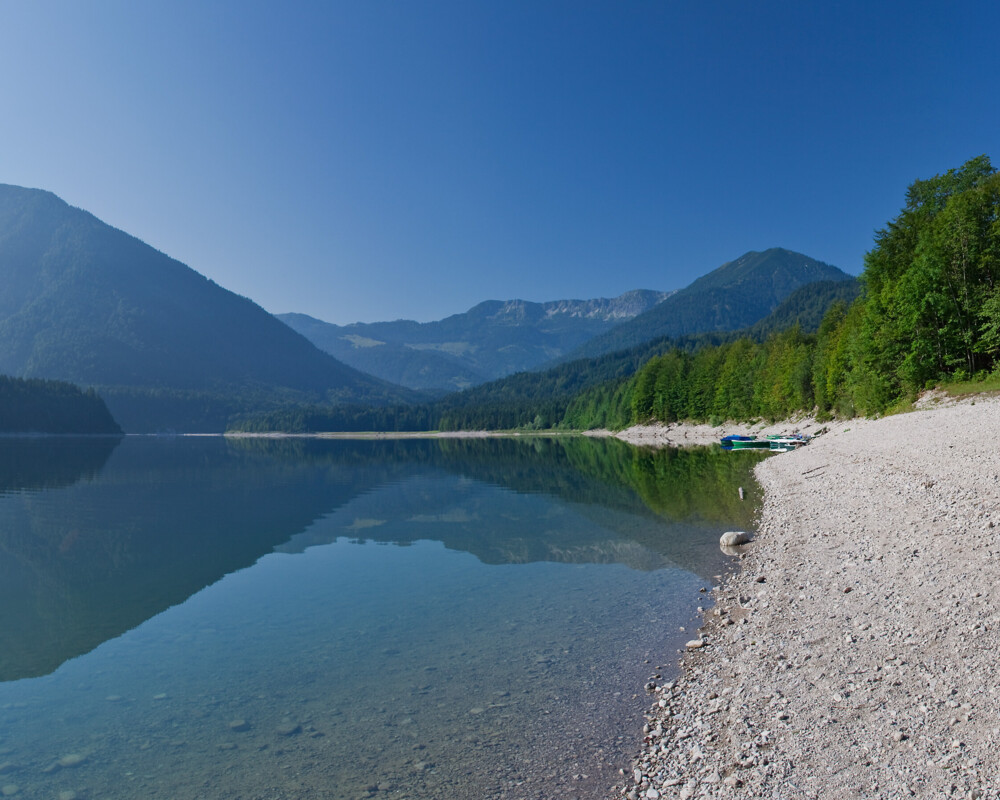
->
[720,531,751,547]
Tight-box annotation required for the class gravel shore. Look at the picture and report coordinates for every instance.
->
[615,395,1000,800]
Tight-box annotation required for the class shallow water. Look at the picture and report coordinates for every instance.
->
[0,436,763,799]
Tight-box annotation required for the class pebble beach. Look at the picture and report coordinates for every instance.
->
[612,394,1000,799]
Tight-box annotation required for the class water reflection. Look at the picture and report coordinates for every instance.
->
[0,435,766,800]
[0,436,763,684]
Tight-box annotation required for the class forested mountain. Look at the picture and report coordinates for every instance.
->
[231,277,860,433]
[566,155,1000,430]
[279,289,672,392]
[563,248,853,360]
[431,277,861,430]
[0,184,416,431]
[0,375,121,434]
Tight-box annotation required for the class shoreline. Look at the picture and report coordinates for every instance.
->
[221,429,575,440]
[602,414,833,449]
[617,394,1000,799]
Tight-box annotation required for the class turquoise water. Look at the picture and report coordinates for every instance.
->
[0,436,761,800]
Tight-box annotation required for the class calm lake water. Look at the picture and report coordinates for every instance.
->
[0,436,763,800]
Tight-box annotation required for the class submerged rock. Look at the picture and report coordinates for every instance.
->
[275,720,301,737]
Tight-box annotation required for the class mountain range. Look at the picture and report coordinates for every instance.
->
[0,182,854,433]
[279,290,672,392]
[285,248,853,394]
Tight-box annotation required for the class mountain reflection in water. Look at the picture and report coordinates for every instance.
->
[0,435,764,683]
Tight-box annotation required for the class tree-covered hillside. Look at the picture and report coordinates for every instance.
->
[0,185,416,431]
[0,375,121,434]
[565,156,1000,431]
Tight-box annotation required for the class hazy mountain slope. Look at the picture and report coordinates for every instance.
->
[0,184,414,430]
[279,289,672,391]
[563,249,853,360]
[280,312,488,392]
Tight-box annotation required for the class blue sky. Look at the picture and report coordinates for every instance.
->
[1,1,998,324]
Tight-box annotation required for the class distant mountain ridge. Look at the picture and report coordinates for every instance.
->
[563,248,853,361]
[0,183,415,431]
[279,289,672,392]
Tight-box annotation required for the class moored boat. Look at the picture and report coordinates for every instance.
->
[720,435,771,450]
[721,433,810,452]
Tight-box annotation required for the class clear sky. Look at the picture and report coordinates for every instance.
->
[1,1,998,324]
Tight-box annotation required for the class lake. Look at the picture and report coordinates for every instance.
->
[0,435,764,800]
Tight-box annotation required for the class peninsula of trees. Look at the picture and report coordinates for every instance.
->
[0,375,122,434]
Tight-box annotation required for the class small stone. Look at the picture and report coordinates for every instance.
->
[685,639,705,649]
[1,786,18,797]
[892,731,907,742]
[755,575,766,583]
[275,720,301,737]
[468,707,485,715]
[152,693,168,701]
[633,767,642,783]
[57,754,86,768]
[645,789,660,800]
[229,719,250,732]
[843,586,853,593]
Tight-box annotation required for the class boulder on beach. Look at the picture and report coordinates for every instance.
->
[719,531,751,547]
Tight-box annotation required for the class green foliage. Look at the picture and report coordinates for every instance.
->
[857,156,1000,407]
[0,375,121,433]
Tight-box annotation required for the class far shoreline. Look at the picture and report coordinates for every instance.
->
[221,429,581,440]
